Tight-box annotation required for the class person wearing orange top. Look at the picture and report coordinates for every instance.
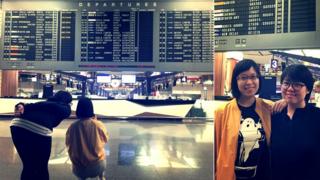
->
[66,97,109,180]
[215,59,280,180]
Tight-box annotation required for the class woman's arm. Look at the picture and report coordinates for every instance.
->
[65,127,71,146]
[214,107,224,175]
[261,98,287,114]
[271,99,287,114]
[95,118,109,144]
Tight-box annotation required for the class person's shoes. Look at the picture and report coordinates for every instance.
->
[99,171,106,180]
[98,176,106,180]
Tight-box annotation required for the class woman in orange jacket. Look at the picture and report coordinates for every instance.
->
[214,59,282,180]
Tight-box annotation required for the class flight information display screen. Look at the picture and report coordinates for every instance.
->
[215,0,276,36]
[159,11,211,63]
[81,11,153,62]
[0,0,214,72]
[215,0,319,51]
[3,11,76,61]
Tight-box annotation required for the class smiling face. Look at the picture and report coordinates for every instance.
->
[281,78,309,107]
[237,67,259,99]
[280,64,315,106]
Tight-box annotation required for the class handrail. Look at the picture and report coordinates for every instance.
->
[0,113,213,123]
[82,115,214,123]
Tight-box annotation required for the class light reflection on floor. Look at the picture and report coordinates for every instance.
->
[0,120,213,180]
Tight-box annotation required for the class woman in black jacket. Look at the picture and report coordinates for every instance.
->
[271,64,320,180]
[10,90,72,180]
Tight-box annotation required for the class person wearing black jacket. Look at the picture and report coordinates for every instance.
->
[271,64,320,180]
[10,90,72,180]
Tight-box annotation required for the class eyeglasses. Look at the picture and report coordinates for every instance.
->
[281,81,305,91]
[237,75,259,82]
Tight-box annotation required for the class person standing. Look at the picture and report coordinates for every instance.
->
[214,59,275,180]
[271,64,320,180]
[313,80,320,107]
[10,90,72,180]
[66,97,109,180]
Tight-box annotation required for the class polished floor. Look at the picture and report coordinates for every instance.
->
[0,119,213,180]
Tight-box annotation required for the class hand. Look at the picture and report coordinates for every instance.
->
[14,103,24,117]
[272,99,287,114]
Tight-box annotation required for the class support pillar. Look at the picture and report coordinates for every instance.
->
[1,70,18,97]
[214,53,225,97]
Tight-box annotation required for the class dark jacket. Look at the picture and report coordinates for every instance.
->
[271,104,320,180]
[21,100,71,130]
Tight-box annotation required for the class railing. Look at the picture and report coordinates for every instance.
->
[0,113,213,123]
[72,115,214,123]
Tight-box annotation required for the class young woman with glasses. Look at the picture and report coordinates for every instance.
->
[270,64,320,180]
[215,59,285,180]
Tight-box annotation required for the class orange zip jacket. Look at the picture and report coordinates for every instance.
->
[214,98,273,180]
[66,118,109,167]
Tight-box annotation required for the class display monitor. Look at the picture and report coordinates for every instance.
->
[31,77,37,82]
[121,74,136,84]
[96,74,111,83]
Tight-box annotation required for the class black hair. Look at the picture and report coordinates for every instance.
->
[231,59,262,99]
[281,64,314,102]
[76,97,95,119]
[48,90,72,104]
[15,102,25,109]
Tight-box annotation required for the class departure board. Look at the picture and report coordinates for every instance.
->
[215,0,320,51]
[159,11,212,63]
[215,0,276,36]
[215,0,316,36]
[81,11,153,62]
[0,0,213,72]
[3,11,76,61]
[290,0,316,32]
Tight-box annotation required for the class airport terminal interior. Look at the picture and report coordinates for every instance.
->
[0,0,319,179]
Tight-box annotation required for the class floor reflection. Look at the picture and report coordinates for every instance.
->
[0,120,213,180]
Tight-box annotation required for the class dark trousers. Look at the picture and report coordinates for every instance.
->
[11,126,52,180]
[73,160,106,179]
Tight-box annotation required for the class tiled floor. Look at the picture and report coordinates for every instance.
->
[0,119,213,180]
